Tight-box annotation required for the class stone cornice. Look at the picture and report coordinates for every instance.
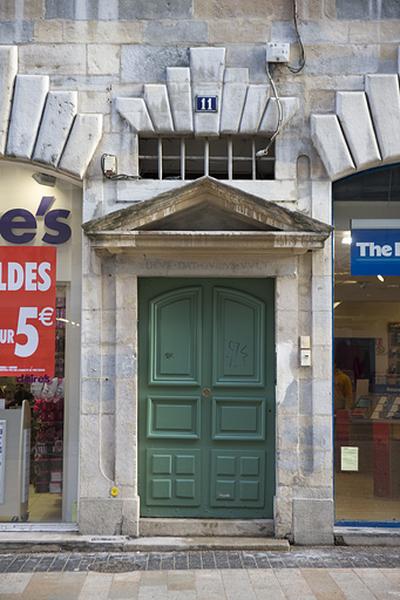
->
[87,230,328,255]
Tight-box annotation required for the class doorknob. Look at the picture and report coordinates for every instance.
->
[202,387,211,397]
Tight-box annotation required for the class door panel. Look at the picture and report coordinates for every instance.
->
[139,278,275,518]
[147,395,201,439]
[211,397,266,440]
[150,287,202,385]
[210,449,265,507]
[213,288,265,387]
[146,448,201,506]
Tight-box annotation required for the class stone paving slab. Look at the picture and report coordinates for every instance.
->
[0,547,399,574]
[0,567,399,599]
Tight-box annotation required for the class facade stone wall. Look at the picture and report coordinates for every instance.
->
[2,1,398,187]
[1,0,399,543]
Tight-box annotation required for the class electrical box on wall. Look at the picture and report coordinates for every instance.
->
[266,42,291,64]
[299,336,312,367]
[102,154,118,177]
[300,336,311,349]
[300,349,312,367]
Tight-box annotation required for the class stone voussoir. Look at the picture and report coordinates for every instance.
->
[33,90,78,166]
[220,68,249,134]
[365,74,400,162]
[6,74,49,159]
[0,45,17,155]
[144,84,174,134]
[240,84,270,134]
[59,113,103,178]
[336,91,381,170]
[310,113,355,180]
[191,46,226,136]
[166,67,194,133]
[116,97,155,134]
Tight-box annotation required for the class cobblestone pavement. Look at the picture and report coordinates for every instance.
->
[0,546,399,573]
[0,565,399,599]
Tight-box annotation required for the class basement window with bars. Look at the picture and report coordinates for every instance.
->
[138,137,274,180]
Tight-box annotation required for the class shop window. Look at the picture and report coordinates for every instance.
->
[333,162,400,523]
[31,289,65,499]
[138,137,275,180]
[0,162,81,524]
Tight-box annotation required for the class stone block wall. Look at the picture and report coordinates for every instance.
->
[1,0,398,190]
[1,0,399,542]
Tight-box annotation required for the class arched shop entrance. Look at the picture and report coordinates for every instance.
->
[333,163,400,524]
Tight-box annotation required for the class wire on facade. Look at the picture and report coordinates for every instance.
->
[98,286,115,488]
[287,0,305,74]
[256,0,305,158]
[256,62,283,158]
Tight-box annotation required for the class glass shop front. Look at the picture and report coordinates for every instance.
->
[334,163,400,524]
[0,162,81,524]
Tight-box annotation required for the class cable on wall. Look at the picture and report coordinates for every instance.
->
[97,266,115,488]
[256,62,283,158]
[287,0,305,74]
[256,0,305,158]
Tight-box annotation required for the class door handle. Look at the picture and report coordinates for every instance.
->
[202,387,211,397]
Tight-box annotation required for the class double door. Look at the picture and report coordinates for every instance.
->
[139,278,275,518]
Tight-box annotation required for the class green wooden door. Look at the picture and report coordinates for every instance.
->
[139,278,275,518]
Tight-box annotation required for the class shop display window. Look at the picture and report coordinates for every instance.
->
[334,163,400,523]
[0,289,65,521]
[0,162,81,524]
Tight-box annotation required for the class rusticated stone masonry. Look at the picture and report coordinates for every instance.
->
[311,68,400,180]
[0,45,102,179]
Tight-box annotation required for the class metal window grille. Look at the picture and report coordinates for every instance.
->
[139,137,274,180]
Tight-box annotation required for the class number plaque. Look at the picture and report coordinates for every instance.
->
[196,96,218,113]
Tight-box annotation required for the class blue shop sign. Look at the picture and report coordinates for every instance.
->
[351,221,400,276]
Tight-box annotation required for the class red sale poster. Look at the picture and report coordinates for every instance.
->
[0,246,56,377]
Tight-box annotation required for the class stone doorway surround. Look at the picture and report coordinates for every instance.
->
[79,176,332,542]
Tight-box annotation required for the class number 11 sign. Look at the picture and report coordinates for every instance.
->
[196,96,218,112]
[0,246,56,377]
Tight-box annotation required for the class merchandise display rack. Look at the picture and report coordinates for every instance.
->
[32,294,65,495]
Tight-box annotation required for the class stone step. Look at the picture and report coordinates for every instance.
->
[335,526,400,546]
[126,536,290,552]
[0,532,290,553]
[140,518,274,538]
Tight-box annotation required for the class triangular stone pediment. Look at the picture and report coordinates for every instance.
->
[83,177,331,236]
[139,200,270,231]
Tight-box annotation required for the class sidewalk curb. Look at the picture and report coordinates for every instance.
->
[335,527,400,547]
[0,534,290,554]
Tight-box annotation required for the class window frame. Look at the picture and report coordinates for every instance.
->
[138,136,274,181]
